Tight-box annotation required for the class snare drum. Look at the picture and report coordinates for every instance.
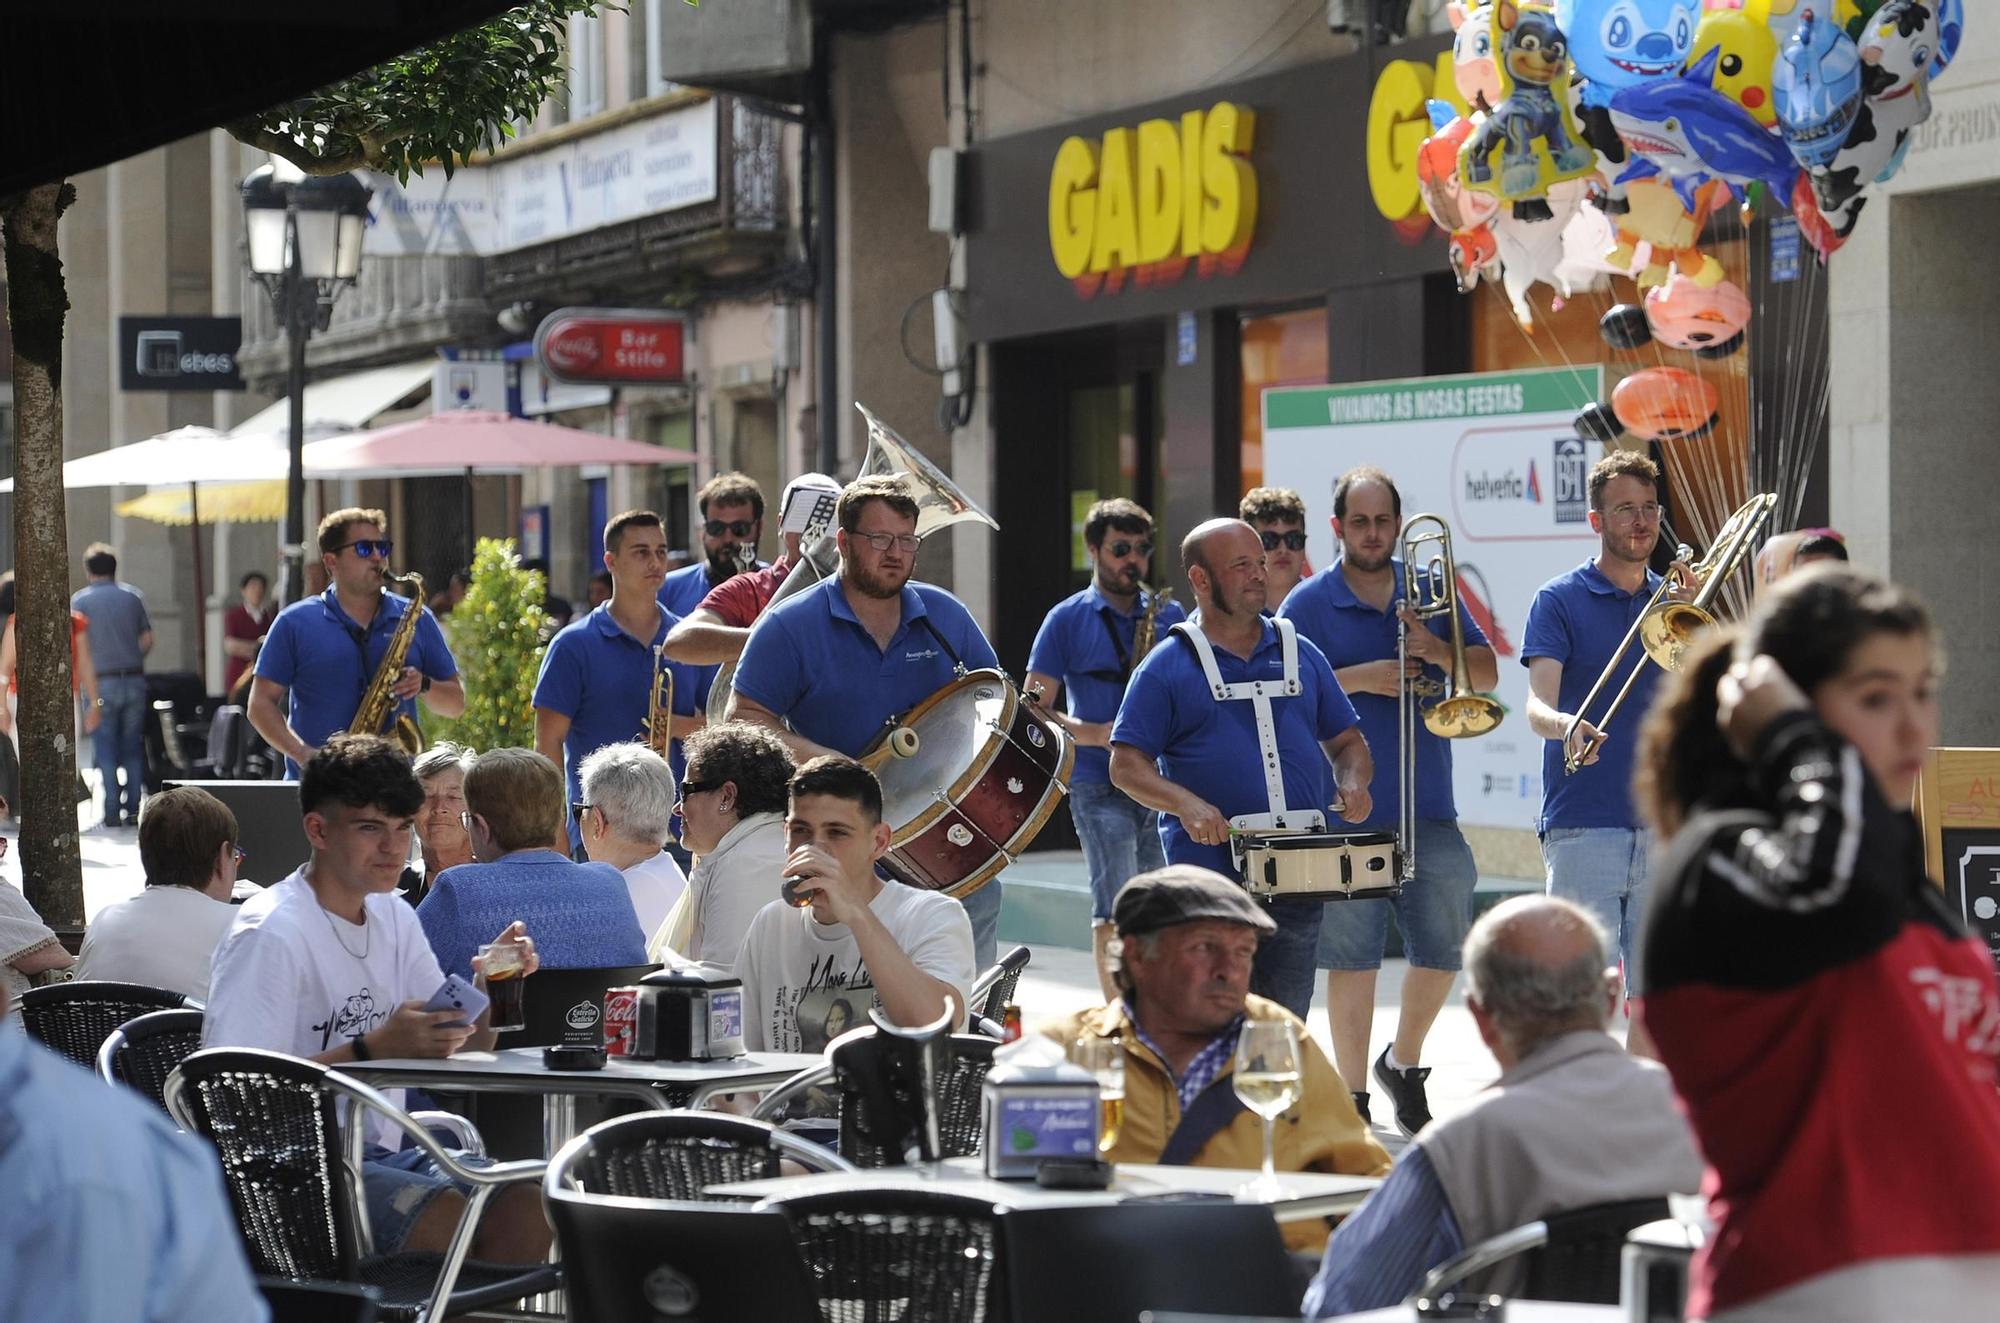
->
[1232,830,1401,901]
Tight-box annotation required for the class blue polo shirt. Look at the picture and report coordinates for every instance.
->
[532,603,705,806]
[732,576,1000,757]
[1519,558,1665,833]
[658,559,761,618]
[257,587,457,777]
[1110,620,1360,876]
[1025,585,1188,785]
[1277,559,1489,830]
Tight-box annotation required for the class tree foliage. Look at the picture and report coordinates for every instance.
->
[228,1,605,180]
[425,538,548,753]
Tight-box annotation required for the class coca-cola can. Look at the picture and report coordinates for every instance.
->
[603,986,642,1058]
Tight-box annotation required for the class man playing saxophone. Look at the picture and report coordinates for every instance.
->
[1024,498,1187,998]
[535,510,704,857]
[250,508,463,778]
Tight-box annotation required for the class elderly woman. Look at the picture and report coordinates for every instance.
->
[400,742,475,905]
[578,741,688,943]
[654,721,793,966]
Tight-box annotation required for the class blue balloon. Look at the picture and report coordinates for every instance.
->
[1772,11,1864,170]
[1555,0,1700,109]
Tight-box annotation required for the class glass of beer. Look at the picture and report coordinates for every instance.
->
[1072,1036,1125,1154]
[1233,1017,1303,1199]
[478,941,529,1032]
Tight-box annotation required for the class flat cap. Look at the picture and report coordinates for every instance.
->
[1112,864,1275,938]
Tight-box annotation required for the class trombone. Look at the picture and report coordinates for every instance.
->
[1562,491,1777,774]
[1399,514,1504,880]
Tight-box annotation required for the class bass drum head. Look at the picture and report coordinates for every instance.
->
[874,674,1012,837]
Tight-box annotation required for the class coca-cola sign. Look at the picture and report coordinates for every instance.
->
[532,307,687,386]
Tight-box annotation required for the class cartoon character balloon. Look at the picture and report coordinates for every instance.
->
[1460,1,1600,220]
[1555,0,1700,108]
[1419,104,1505,293]
[1449,1,1505,112]
[1608,175,1729,287]
[1613,367,1720,440]
[1690,3,1781,127]
[1773,10,1865,170]
[1645,273,1752,357]
[1611,47,1803,212]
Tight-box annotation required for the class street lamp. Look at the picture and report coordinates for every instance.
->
[241,163,372,605]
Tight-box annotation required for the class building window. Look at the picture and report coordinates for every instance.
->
[642,0,685,99]
[568,11,607,120]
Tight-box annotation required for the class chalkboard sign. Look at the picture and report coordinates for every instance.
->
[1915,749,2000,971]
[1942,829,2000,969]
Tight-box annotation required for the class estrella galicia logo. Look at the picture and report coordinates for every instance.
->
[1552,437,1588,525]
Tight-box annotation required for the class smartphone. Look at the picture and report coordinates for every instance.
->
[422,973,491,1029]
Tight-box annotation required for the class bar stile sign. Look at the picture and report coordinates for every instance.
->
[532,307,688,387]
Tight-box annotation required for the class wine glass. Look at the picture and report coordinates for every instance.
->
[1233,1017,1303,1199]
[1072,1037,1125,1154]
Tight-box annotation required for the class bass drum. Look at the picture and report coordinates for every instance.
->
[865,669,1074,899]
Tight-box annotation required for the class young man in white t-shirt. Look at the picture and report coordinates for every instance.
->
[203,734,548,1263]
[76,786,245,999]
[737,755,974,1053]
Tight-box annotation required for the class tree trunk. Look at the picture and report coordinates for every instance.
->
[3,182,81,926]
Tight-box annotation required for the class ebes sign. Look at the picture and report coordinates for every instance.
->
[533,308,687,386]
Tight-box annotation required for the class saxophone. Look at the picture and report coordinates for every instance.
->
[1129,586,1175,674]
[644,644,675,758]
[349,571,427,756]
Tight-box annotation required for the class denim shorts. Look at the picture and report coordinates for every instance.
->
[1068,778,1166,923]
[363,1143,489,1253]
[1541,825,1652,997]
[1250,898,1326,1020]
[1316,819,1479,973]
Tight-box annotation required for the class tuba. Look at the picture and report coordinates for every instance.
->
[706,403,999,724]
[350,571,427,757]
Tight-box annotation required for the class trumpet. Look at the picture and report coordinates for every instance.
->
[645,644,675,759]
[1562,492,1776,775]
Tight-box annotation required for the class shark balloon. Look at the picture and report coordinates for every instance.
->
[1608,46,1802,212]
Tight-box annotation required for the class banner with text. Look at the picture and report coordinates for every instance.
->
[1263,366,1603,832]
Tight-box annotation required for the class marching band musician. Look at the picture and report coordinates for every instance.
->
[660,473,844,665]
[1110,518,1373,1020]
[726,474,1007,964]
[534,510,704,850]
[249,508,463,779]
[1277,468,1495,1135]
[1521,450,1690,1047]
[657,471,770,618]
[1240,486,1312,607]
[1023,497,1189,999]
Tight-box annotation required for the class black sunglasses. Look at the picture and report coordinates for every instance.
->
[1260,530,1307,552]
[705,519,756,538]
[337,538,394,559]
[1107,540,1154,559]
[677,779,723,800]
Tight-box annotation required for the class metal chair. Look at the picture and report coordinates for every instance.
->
[544,1190,820,1323]
[164,1047,559,1323]
[753,1028,998,1167]
[999,1202,1302,1323]
[18,980,190,1069]
[762,1187,1006,1323]
[547,1110,854,1203]
[969,943,1031,1022]
[257,1278,382,1323]
[1415,1196,1673,1306]
[96,1006,205,1112]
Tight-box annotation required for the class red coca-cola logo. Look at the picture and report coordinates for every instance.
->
[540,325,603,375]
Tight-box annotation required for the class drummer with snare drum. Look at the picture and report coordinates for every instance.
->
[1110,518,1373,1021]
[726,473,1007,964]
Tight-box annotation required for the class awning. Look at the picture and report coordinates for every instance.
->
[0,426,287,493]
[229,357,436,438]
[304,410,699,478]
[116,481,287,525]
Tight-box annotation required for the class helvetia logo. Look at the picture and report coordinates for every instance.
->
[1525,460,1541,504]
[1463,470,1527,501]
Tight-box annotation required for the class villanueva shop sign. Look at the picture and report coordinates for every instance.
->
[963,33,1457,343]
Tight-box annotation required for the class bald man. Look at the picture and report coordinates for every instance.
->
[1302,897,1703,1315]
[1110,518,1373,1020]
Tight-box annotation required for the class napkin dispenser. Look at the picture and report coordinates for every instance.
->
[604,966,745,1061]
[981,1055,1100,1179]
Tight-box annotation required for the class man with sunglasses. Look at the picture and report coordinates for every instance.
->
[1024,497,1188,998]
[250,508,463,777]
[728,473,1005,964]
[658,471,769,620]
[662,472,843,665]
[1241,486,1314,609]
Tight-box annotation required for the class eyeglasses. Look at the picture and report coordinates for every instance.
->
[852,531,923,554]
[1259,530,1307,552]
[705,519,756,538]
[677,779,723,800]
[460,810,482,830]
[1106,540,1154,559]
[230,844,246,863]
[570,803,591,820]
[337,539,394,559]
[1604,503,1662,525]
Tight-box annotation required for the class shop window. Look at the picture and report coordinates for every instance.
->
[1468,237,1752,590]
[568,12,607,120]
[1239,306,1328,492]
[1067,383,1140,576]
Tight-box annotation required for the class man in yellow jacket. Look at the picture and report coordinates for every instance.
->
[1041,864,1389,1252]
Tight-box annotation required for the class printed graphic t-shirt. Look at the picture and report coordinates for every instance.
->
[736,881,975,1053]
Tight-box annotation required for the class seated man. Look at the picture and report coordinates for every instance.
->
[204,734,548,1265]
[419,747,647,979]
[1041,865,1389,1253]
[1303,896,1703,1314]
[76,786,245,999]
[2,982,265,1321]
[738,755,974,1052]
[578,741,689,944]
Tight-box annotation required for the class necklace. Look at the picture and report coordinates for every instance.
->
[315,894,372,961]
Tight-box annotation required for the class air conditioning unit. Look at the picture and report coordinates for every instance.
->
[653,0,811,102]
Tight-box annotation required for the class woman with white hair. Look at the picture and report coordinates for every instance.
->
[578,741,689,941]
[655,721,794,965]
